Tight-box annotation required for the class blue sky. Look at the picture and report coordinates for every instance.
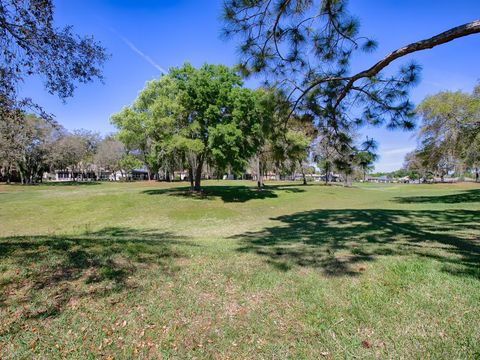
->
[21,0,480,172]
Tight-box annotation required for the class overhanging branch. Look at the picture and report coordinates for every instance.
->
[333,19,480,109]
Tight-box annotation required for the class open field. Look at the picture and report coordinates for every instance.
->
[0,180,479,359]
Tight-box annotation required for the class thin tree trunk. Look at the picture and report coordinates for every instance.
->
[325,164,329,185]
[189,168,194,190]
[256,156,263,189]
[194,158,203,191]
[300,160,307,185]
[6,167,11,184]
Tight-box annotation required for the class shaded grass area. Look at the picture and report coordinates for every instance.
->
[22,181,102,187]
[0,181,479,358]
[233,209,480,278]
[393,188,480,203]
[0,228,186,335]
[143,184,305,203]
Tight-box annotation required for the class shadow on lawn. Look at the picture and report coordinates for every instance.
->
[143,184,305,203]
[393,189,480,204]
[0,227,189,324]
[232,209,480,278]
[40,181,101,186]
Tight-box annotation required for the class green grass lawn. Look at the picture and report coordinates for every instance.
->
[1,180,479,359]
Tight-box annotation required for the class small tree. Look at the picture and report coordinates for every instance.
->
[119,154,143,181]
[94,138,125,180]
[355,150,378,182]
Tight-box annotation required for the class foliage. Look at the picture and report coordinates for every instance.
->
[48,130,100,180]
[0,114,61,183]
[408,84,480,181]
[94,137,125,175]
[355,149,378,181]
[222,1,480,177]
[0,0,108,119]
[118,154,143,180]
[112,63,279,190]
[222,0,421,151]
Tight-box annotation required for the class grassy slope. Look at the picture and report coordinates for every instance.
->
[0,181,479,359]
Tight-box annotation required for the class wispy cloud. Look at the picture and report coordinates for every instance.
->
[381,146,415,156]
[108,26,167,74]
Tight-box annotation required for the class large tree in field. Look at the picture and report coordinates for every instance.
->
[222,0,480,152]
[169,63,245,190]
[170,64,270,190]
[112,64,271,190]
[0,0,107,121]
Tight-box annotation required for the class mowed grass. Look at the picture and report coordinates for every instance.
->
[0,180,479,359]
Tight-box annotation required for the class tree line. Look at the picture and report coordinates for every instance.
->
[0,114,130,184]
[2,0,479,189]
[110,62,379,190]
[0,63,379,188]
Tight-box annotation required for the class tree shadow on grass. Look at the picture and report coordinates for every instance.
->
[393,189,480,204]
[231,209,480,278]
[40,181,101,187]
[0,227,191,328]
[143,184,305,203]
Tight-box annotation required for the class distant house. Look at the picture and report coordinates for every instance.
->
[54,170,96,181]
[366,175,391,183]
[319,173,341,182]
[49,166,149,182]
[110,168,149,181]
[432,177,459,183]
[173,170,189,181]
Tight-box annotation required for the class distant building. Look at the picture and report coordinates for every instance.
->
[366,175,391,183]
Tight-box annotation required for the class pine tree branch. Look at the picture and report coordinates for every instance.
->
[333,19,480,109]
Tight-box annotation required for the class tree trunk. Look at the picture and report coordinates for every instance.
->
[475,167,479,182]
[256,156,263,189]
[189,168,194,190]
[194,159,203,191]
[299,160,307,185]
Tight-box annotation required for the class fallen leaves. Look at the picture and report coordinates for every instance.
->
[361,340,372,349]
